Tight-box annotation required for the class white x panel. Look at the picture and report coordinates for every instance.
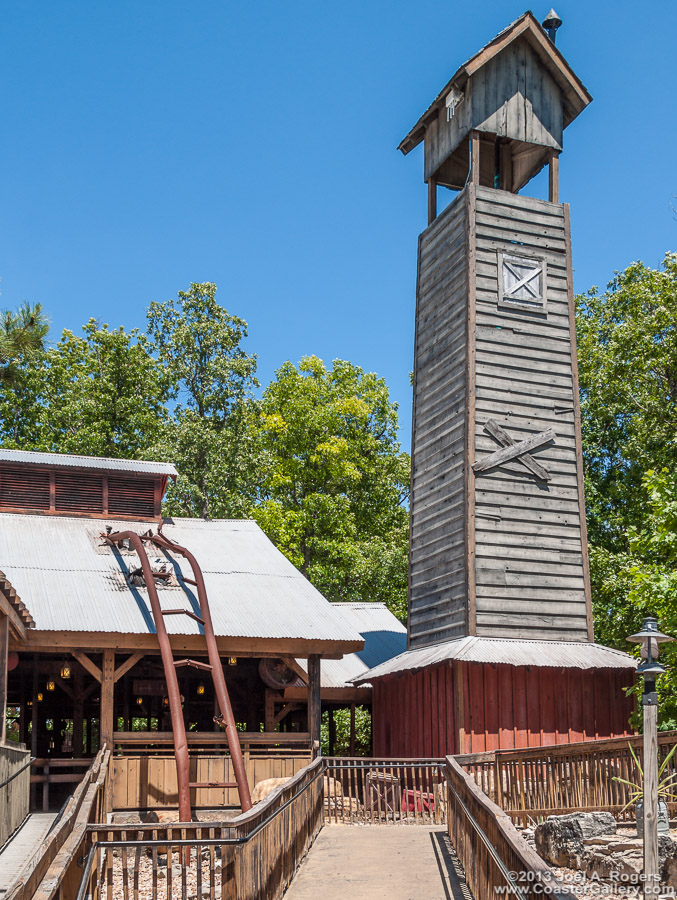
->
[497,252,547,313]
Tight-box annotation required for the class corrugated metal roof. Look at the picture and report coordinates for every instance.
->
[0,448,177,477]
[297,603,407,689]
[351,636,636,683]
[0,513,362,645]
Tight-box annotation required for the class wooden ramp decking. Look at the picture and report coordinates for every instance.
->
[0,813,57,895]
[284,825,471,900]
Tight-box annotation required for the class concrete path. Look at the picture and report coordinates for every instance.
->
[0,813,57,894]
[284,825,471,900]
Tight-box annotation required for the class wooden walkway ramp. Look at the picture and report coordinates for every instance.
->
[0,813,57,895]
[284,826,471,900]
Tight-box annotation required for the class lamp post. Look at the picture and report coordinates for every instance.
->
[627,616,674,897]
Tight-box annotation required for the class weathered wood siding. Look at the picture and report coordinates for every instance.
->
[472,185,590,641]
[409,190,469,648]
[424,38,563,182]
[371,662,634,757]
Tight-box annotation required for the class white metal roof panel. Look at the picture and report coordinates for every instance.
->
[0,448,177,477]
[352,635,636,683]
[297,603,407,688]
[0,513,362,644]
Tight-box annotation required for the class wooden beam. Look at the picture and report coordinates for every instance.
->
[500,141,513,192]
[470,131,481,186]
[273,702,300,727]
[472,426,555,477]
[283,685,371,704]
[281,658,308,684]
[17,631,363,660]
[427,178,437,225]
[264,689,277,732]
[549,151,559,203]
[482,418,552,482]
[0,614,8,743]
[113,652,144,684]
[54,675,74,700]
[72,651,102,684]
[0,591,26,641]
[100,650,115,749]
[308,654,321,758]
[72,671,84,758]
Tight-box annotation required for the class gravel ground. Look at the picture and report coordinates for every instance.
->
[105,847,224,900]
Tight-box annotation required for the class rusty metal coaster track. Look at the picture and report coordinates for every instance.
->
[104,528,252,821]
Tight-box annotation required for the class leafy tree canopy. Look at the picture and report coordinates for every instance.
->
[147,282,260,519]
[253,356,409,621]
[577,253,677,550]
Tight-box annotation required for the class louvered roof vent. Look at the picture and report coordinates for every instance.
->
[0,450,177,521]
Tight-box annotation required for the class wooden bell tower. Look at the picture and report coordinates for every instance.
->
[405,12,595,649]
[358,13,637,756]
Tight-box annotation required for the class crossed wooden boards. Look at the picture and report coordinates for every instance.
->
[472,418,554,482]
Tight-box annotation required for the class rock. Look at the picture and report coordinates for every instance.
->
[535,812,617,867]
[323,776,343,799]
[250,777,290,804]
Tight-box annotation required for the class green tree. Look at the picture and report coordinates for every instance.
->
[147,282,260,519]
[254,356,409,621]
[618,468,677,724]
[40,320,168,457]
[577,253,677,550]
[0,302,49,384]
[576,254,677,655]
[0,319,168,458]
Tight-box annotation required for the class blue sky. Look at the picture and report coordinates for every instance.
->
[0,1,674,443]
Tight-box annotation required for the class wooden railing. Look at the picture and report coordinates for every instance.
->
[323,757,446,824]
[445,755,570,900]
[5,748,110,900]
[75,757,324,900]
[460,731,677,825]
[0,743,31,849]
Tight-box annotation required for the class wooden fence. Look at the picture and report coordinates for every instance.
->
[5,748,110,900]
[0,743,31,849]
[323,758,446,824]
[75,757,324,900]
[459,730,677,825]
[445,755,571,900]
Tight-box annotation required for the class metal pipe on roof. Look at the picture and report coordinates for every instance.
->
[105,529,191,824]
[149,531,252,812]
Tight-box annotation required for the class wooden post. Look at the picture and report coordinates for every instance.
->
[73,669,84,758]
[427,178,437,225]
[308,654,321,758]
[549,150,559,203]
[100,650,115,750]
[470,131,481,186]
[499,141,512,192]
[644,699,659,897]
[349,703,356,756]
[0,613,8,744]
[264,690,276,732]
[328,708,336,756]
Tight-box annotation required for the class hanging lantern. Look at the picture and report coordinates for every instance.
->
[37,692,43,702]
[227,657,237,666]
[46,679,55,692]
[136,696,143,706]
[163,696,169,707]
[197,683,205,696]
[60,661,71,679]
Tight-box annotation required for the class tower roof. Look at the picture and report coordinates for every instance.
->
[399,11,592,156]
